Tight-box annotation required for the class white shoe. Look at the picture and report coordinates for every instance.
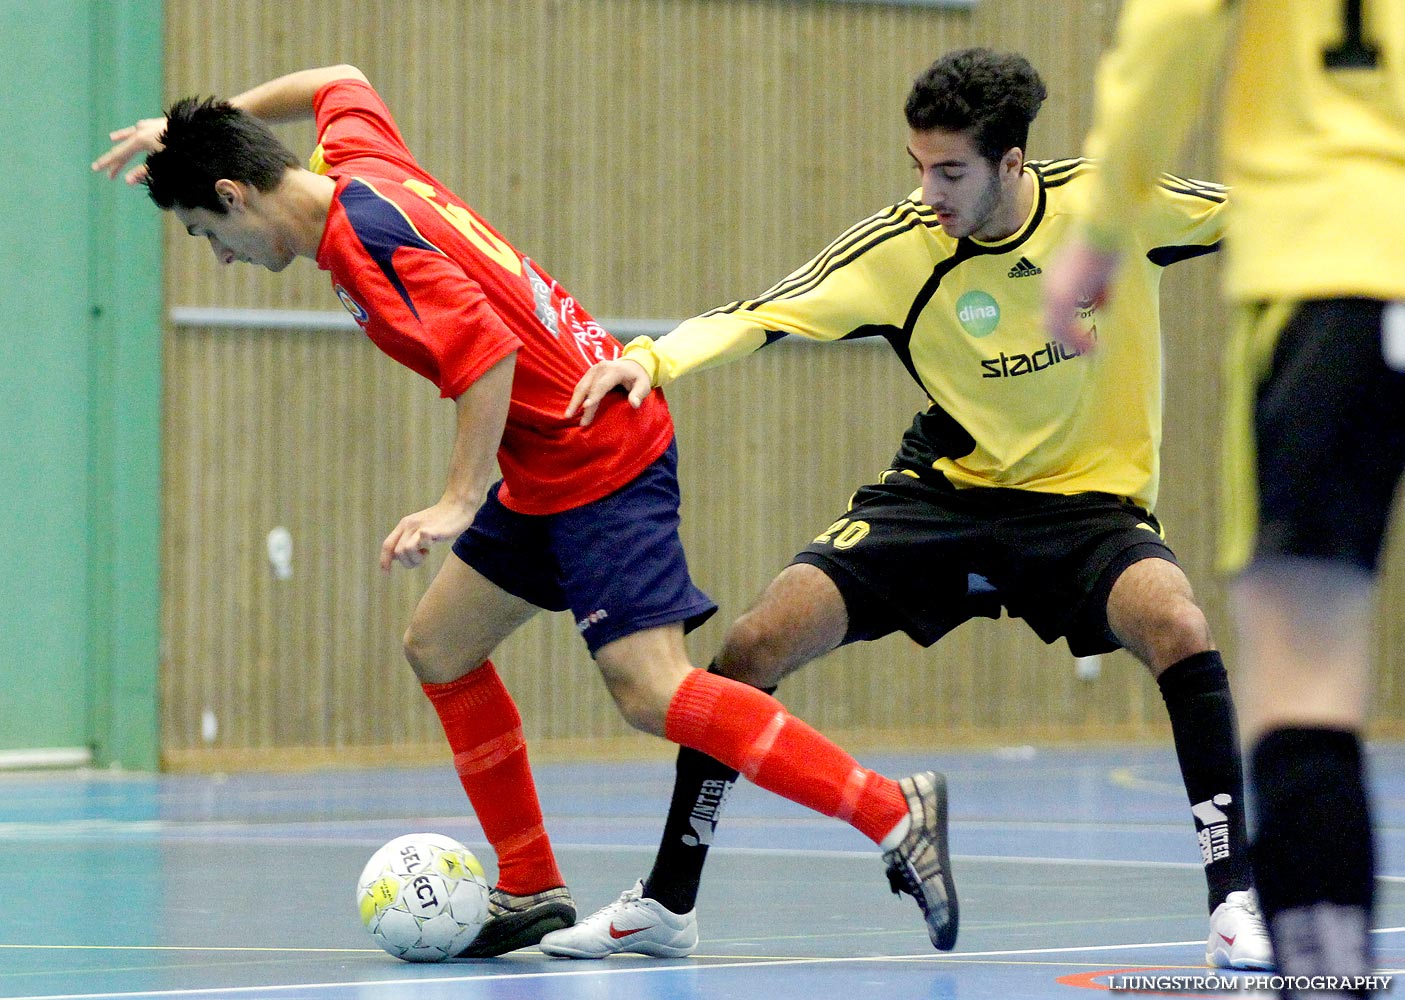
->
[538,880,698,959]
[1207,889,1274,970]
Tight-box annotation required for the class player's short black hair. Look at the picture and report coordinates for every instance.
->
[904,48,1048,164]
[143,97,299,213]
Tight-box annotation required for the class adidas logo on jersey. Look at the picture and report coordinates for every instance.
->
[1007,257,1042,278]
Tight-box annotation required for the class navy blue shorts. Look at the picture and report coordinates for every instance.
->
[450,440,717,655]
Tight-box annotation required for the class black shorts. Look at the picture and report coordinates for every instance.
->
[792,470,1177,657]
[1222,298,1405,573]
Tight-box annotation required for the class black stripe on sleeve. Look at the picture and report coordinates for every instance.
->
[1157,173,1228,203]
[705,204,909,315]
[1028,157,1090,181]
[705,201,935,317]
[1035,158,1095,191]
[739,203,910,305]
[1163,171,1227,194]
[1146,241,1222,267]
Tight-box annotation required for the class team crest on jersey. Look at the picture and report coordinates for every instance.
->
[334,284,369,325]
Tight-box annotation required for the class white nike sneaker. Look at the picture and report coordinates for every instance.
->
[1207,889,1274,970]
[538,880,698,959]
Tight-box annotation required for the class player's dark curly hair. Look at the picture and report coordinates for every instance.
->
[143,97,299,212]
[904,48,1047,164]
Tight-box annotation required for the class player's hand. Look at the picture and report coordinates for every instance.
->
[91,117,168,185]
[565,358,652,427]
[379,499,477,572]
[1043,237,1121,354]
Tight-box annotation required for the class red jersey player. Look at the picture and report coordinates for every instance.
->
[94,65,953,957]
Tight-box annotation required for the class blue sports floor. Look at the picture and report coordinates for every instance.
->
[1,745,1401,999]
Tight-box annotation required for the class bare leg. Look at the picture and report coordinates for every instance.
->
[1231,558,1372,742]
[1234,556,1375,988]
[1105,556,1213,676]
[1106,556,1264,967]
[406,556,565,915]
[403,555,538,685]
[716,563,851,686]
[585,563,850,914]
[591,601,905,845]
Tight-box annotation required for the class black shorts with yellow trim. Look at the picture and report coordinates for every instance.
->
[1221,298,1405,574]
[791,469,1177,658]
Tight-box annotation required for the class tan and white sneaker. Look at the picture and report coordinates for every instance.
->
[1207,889,1274,970]
[456,885,575,958]
[882,771,959,951]
[539,880,698,959]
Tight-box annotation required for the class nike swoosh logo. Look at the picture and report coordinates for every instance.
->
[609,924,648,939]
[1220,933,1237,946]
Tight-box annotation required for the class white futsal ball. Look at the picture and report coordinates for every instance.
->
[356,833,491,962]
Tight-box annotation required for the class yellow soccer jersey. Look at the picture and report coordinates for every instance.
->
[1082,0,1405,302]
[625,161,1224,511]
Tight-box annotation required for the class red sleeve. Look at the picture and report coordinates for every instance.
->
[354,245,524,399]
[311,79,418,177]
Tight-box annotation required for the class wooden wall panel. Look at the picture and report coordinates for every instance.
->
[158,0,1405,771]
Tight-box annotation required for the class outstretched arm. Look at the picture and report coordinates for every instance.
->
[222,64,368,123]
[91,63,369,184]
[563,316,772,428]
[565,199,928,426]
[1044,0,1235,349]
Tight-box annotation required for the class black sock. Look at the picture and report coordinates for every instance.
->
[641,663,773,915]
[1251,727,1374,985]
[1157,651,1253,911]
[641,744,740,914]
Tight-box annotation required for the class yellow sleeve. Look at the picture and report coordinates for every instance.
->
[623,200,930,386]
[1081,0,1238,249]
[620,319,772,388]
[1141,173,1228,253]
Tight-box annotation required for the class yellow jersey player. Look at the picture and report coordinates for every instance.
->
[1044,3,1405,995]
[547,48,1271,968]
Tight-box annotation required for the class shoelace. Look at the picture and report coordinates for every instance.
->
[1231,899,1265,926]
[586,887,644,922]
[886,856,923,897]
[488,889,551,916]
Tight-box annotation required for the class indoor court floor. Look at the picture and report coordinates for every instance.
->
[2,745,1402,999]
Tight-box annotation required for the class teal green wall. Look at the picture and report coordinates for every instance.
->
[0,1,162,769]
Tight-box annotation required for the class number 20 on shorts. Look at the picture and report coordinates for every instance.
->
[813,518,870,550]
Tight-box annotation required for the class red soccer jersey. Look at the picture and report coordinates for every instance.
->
[310,78,673,515]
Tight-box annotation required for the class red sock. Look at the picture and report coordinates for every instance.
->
[422,662,564,895]
[664,669,907,844]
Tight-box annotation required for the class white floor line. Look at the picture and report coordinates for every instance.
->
[14,825,1405,881]
[10,955,1405,1000]
[0,955,979,1000]
[9,934,1405,1000]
